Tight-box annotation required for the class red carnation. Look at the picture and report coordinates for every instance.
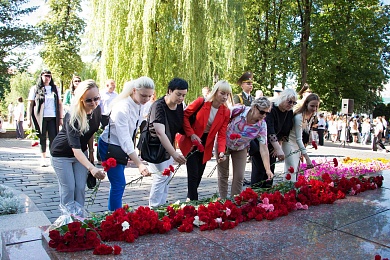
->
[113,245,121,255]
[162,168,171,176]
[311,141,318,150]
[169,165,175,172]
[333,158,338,167]
[288,166,294,173]
[31,141,39,147]
[229,133,241,140]
[286,173,292,180]
[107,158,117,167]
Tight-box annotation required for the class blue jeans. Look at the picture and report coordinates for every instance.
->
[98,138,127,211]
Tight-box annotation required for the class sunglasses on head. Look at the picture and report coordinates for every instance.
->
[256,106,270,115]
[84,96,100,103]
[287,100,297,105]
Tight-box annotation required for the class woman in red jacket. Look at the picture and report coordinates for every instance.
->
[179,80,232,201]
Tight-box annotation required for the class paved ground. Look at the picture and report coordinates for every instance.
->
[0,137,389,223]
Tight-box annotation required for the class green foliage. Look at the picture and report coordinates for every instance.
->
[309,0,389,112]
[0,71,36,116]
[38,0,86,94]
[0,0,39,97]
[88,0,246,101]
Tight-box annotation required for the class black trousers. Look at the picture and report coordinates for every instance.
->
[317,129,325,145]
[186,133,208,200]
[40,117,57,153]
[250,146,275,188]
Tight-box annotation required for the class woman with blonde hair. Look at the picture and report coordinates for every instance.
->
[179,80,232,201]
[98,76,154,211]
[50,80,105,209]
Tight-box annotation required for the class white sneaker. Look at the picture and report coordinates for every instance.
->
[40,158,48,167]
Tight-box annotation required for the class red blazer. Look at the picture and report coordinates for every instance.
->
[178,97,230,164]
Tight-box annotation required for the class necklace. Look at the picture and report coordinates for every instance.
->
[87,110,94,120]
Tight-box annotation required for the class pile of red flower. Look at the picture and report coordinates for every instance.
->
[48,173,383,255]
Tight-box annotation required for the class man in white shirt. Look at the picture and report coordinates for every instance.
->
[99,79,118,128]
[98,79,118,164]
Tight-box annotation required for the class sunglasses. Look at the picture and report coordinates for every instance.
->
[287,100,297,105]
[256,106,270,115]
[43,74,52,78]
[74,80,81,83]
[84,96,100,103]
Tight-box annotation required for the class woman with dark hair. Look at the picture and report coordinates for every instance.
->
[14,97,25,140]
[63,75,82,112]
[179,80,232,201]
[99,76,154,211]
[251,88,296,188]
[51,80,105,209]
[148,78,188,207]
[282,93,319,180]
[27,70,63,167]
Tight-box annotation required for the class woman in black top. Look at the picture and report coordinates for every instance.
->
[251,88,297,188]
[51,80,105,209]
[148,78,188,207]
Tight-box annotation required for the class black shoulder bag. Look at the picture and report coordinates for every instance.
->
[106,117,129,165]
[139,103,171,164]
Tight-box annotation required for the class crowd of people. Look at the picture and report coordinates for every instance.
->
[5,69,390,216]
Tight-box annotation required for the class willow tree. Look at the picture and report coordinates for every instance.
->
[87,0,246,100]
[38,0,85,93]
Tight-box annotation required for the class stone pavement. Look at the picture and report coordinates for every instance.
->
[0,138,388,223]
[0,138,390,259]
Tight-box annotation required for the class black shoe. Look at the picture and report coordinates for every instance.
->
[243,178,251,186]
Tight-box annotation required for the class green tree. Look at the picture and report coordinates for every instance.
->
[309,0,390,112]
[243,0,299,95]
[0,0,39,97]
[38,0,86,94]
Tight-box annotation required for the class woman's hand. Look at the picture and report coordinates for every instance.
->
[266,170,274,180]
[139,164,150,177]
[217,152,226,163]
[173,152,186,165]
[91,167,105,180]
[190,134,202,144]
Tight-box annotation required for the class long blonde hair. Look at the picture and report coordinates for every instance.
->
[110,76,155,110]
[206,80,233,106]
[69,80,98,134]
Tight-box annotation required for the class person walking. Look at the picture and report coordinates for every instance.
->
[361,117,371,145]
[148,78,188,207]
[218,97,273,199]
[27,70,63,167]
[317,113,326,146]
[179,80,231,201]
[14,97,25,139]
[98,77,154,211]
[251,88,296,188]
[50,80,106,210]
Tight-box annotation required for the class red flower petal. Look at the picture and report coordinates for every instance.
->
[286,173,291,180]
[333,158,338,167]
[169,165,175,172]
[288,166,294,173]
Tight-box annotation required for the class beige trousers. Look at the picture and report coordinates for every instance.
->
[217,148,247,199]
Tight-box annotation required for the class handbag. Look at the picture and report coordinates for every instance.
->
[139,102,170,164]
[106,116,129,165]
[86,171,97,189]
